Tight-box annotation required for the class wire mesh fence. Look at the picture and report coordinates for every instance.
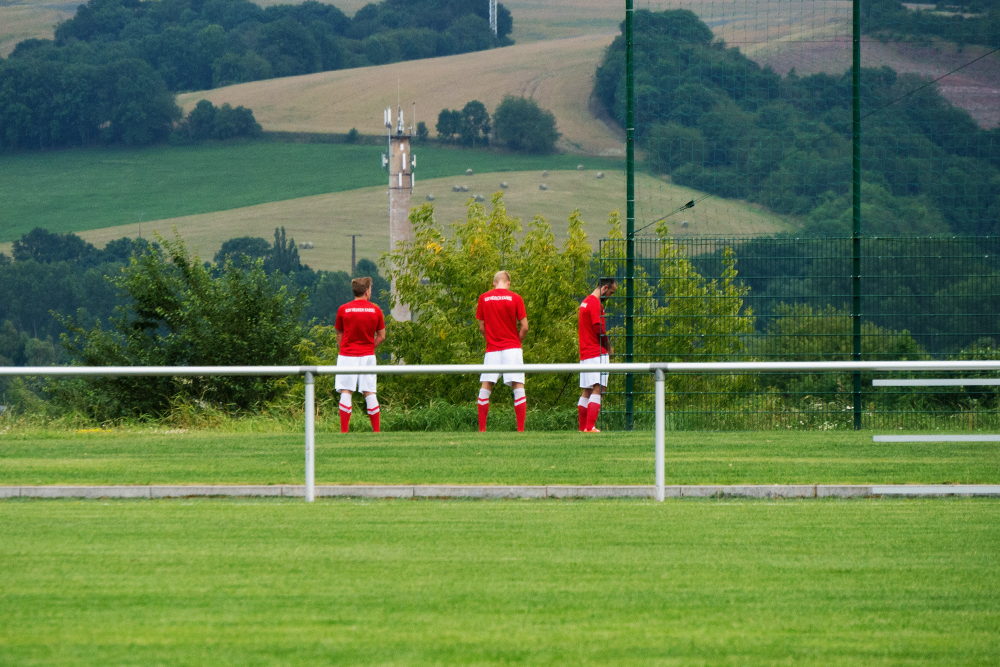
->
[597,0,999,241]
[596,235,1000,431]
[590,0,998,430]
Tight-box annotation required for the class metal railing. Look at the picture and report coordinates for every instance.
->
[3,361,1000,502]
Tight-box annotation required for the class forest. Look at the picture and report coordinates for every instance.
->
[0,228,389,368]
[862,0,1000,48]
[593,9,1000,238]
[0,0,511,150]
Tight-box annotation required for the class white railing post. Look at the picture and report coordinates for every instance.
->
[304,371,315,503]
[655,368,665,502]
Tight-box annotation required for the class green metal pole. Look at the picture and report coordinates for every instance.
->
[624,0,635,430]
[851,0,862,430]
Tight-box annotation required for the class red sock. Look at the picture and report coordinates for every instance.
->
[477,392,490,432]
[585,396,602,431]
[577,398,588,431]
[365,396,380,433]
[513,389,526,432]
[339,404,352,433]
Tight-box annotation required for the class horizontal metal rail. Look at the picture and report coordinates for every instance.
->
[3,360,1000,377]
[873,379,1000,386]
[2,360,998,503]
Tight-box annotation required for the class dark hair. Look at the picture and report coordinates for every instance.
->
[598,277,617,290]
[352,276,373,297]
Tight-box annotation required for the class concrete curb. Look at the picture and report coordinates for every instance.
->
[3,484,1000,499]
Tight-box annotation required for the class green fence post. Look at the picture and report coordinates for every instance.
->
[852,0,863,430]
[624,0,635,430]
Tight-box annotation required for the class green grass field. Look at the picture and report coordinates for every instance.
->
[2,429,998,486]
[0,142,623,243]
[2,498,998,665]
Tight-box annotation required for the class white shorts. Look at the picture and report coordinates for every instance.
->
[480,348,525,386]
[579,354,609,388]
[334,355,377,393]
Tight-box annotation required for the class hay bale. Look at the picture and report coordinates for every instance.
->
[453,185,461,192]
[595,172,604,179]
[466,168,473,176]
[298,241,314,249]
[500,181,509,189]
[426,194,435,201]
[474,194,485,202]
[539,183,548,191]
[460,185,469,192]
[542,170,548,177]
[681,220,689,228]
[577,164,585,171]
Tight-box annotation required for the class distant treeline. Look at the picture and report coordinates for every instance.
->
[0,227,389,366]
[0,0,511,151]
[862,0,1000,48]
[9,0,510,90]
[594,9,1000,237]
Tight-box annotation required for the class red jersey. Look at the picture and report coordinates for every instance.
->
[578,294,608,360]
[335,300,385,356]
[476,288,526,352]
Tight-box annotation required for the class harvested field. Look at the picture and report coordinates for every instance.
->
[178,33,625,156]
[0,0,75,57]
[73,169,791,273]
[753,34,1000,129]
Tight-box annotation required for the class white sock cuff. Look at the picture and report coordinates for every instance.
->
[513,388,526,401]
[365,395,379,409]
[339,393,352,408]
[589,395,601,406]
[478,388,492,401]
[578,396,589,407]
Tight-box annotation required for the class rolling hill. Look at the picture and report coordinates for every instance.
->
[40,170,791,273]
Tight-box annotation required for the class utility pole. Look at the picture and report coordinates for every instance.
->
[349,234,362,274]
[383,104,414,321]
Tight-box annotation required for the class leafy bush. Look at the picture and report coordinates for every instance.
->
[172,100,262,144]
[54,235,307,420]
[492,96,560,153]
[380,193,592,407]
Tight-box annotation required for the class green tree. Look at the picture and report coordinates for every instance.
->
[380,192,593,406]
[599,214,757,419]
[435,108,461,142]
[55,235,307,419]
[492,96,560,153]
[459,100,490,147]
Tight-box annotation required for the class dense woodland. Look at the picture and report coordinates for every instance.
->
[0,228,389,370]
[594,9,1000,238]
[862,0,1000,48]
[0,0,510,150]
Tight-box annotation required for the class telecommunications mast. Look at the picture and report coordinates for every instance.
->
[489,0,497,35]
[382,104,415,322]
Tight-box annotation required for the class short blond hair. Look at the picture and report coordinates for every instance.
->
[351,276,372,296]
[493,270,511,287]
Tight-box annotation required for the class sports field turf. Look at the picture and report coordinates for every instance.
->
[1,498,998,665]
[0,143,623,243]
[2,430,998,486]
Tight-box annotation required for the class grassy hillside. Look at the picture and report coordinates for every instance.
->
[177,33,625,156]
[59,169,790,273]
[0,142,622,245]
[0,0,74,58]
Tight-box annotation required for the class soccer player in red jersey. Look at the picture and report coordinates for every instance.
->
[334,277,386,433]
[578,277,617,432]
[476,270,529,432]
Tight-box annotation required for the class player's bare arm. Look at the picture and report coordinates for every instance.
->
[478,319,486,335]
[374,328,386,348]
[518,317,528,342]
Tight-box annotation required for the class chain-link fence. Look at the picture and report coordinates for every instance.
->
[597,235,1000,430]
[591,0,998,429]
